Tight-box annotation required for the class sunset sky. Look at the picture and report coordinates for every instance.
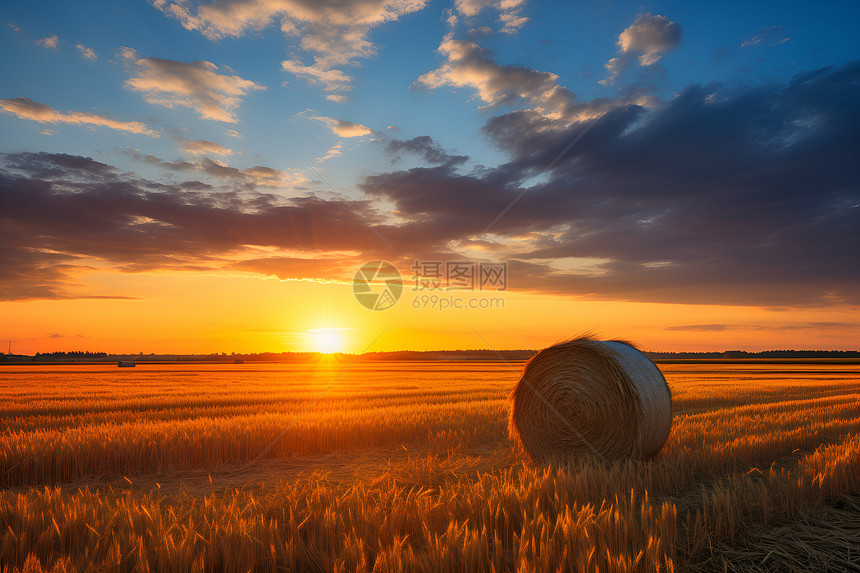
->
[1,0,858,355]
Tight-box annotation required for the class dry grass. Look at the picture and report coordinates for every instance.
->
[1,361,859,572]
[509,338,671,462]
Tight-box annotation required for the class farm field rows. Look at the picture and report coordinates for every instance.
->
[1,361,859,572]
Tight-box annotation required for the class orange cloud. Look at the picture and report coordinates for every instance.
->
[414,39,621,124]
[36,33,59,50]
[280,60,351,92]
[175,136,232,156]
[154,0,427,97]
[303,112,373,137]
[317,142,343,162]
[602,13,682,85]
[0,97,157,136]
[122,48,265,122]
[75,43,97,60]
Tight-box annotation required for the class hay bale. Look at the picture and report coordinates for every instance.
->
[509,337,672,462]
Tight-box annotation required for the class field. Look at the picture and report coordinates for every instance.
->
[1,361,859,572]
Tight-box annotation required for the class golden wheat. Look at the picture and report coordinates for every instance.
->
[1,361,858,572]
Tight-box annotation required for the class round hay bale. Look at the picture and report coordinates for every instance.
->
[509,337,672,463]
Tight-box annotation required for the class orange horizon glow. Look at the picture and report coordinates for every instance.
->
[1,268,857,356]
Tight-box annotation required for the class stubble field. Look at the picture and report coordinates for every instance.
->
[1,360,858,572]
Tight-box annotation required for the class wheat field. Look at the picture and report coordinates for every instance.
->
[1,360,858,572]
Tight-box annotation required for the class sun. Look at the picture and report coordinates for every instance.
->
[307,328,346,354]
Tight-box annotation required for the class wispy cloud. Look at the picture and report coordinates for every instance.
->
[742,25,790,48]
[154,0,427,97]
[280,60,351,93]
[35,33,59,50]
[174,135,232,156]
[665,324,726,332]
[317,142,343,162]
[75,42,97,60]
[0,97,157,136]
[121,47,265,122]
[125,149,304,188]
[302,112,373,137]
[666,322,856,332]
[455,0,529,34]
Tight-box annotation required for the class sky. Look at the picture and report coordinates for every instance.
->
[1,0,859,355]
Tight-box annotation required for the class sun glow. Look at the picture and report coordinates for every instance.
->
[307,328,346,354]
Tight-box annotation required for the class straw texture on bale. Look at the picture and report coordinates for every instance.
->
[509,337,672,462]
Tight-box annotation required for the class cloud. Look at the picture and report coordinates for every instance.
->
[0,97,157,136]
[75,43,97,60]
[36,34,59,50]
[175,135,232,156]
[665,324,727,332]
[125,149,304,188]
[325,94,349,103]
[154,0,428,95]
[303,112,373,137]
[121,48,265,122]
[742,25,790,48]
[386,136,468,166]
[367,62,860,307]
[666,322,857,332]
[416,39,569,112]
[5,63,860,307]
[602,13,681,85]
[281,59,351,92]
[414,38,627,124]
[467,26,493,38]
[768,322,858,331]
[0,151,383,299]
[317,142,343,162]
[455,0,528,34]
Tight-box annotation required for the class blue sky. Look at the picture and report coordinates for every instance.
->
[1,0,859,352]
[4,0,857,193]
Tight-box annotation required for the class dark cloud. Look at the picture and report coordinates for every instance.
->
[0,152,386,300]
[766,322,858,331]
[4,63,860,307]
[386,136,469,167]
[123,148,304,188]
[665,322,856,332]
[665,324,727,332]
[365,61,860,307]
